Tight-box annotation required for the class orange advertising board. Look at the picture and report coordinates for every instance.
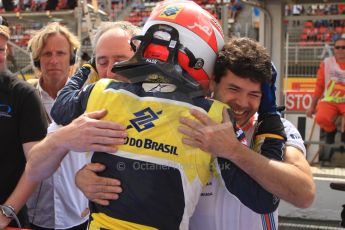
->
[284,77,316,92]
[284,77,316,112]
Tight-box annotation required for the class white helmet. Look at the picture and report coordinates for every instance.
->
[113,0,224,92]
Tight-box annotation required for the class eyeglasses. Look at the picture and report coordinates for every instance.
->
[0,16,9,27]
[334,46,345,50]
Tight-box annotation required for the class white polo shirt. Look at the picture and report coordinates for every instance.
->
[190,117,306,230]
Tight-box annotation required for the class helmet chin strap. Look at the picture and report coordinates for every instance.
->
[111,24,205,97]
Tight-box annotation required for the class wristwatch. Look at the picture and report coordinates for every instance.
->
[0,204,15,220]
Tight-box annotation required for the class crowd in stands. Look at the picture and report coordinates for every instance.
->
[299,20,345,46]
[286,3,345,17]
[124,1,156,27]
[285,4,345,46]
[2,0,243,47]
[124,0,220,27]
[111,0,126,14]
[124,0,242,27]
[0,0,77,13]
[8,1,345,49]
[8,22,44,47]
[8,21,72,48]
[0,0,78,47]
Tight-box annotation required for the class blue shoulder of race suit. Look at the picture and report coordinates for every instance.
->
[51,67,94,125]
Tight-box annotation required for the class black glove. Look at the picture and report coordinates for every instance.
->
[50,58,98,125]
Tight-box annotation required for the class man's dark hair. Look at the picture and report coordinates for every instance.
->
[214,37,272,84]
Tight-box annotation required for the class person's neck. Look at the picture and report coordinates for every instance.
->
[40,77,67,99]
[334,54,345,64]
[335,56,345,64]
[241,116,255,132]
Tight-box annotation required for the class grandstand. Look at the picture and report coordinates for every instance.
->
[2,0,245,77]
[123,0,220,27]
[3,0,343,80]
[284,3,345,78]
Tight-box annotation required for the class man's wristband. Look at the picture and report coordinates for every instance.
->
[0,204,22,228]
[0,204,15,219]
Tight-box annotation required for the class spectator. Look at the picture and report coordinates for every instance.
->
[324,4,330,15]
[338,3,345,14]
[27,22,79,121]
[26,21,139,230]
[330,4,338,15]
[306,37,345,144]
[285,4,292,16]
[305,5,313,16]
[0,16,48,229]
[292,4,303,26]
[25,22,88,230]
[183,38,315,230]
[332,32,342,42]
[293,4,303,14]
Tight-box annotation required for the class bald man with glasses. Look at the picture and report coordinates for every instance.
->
[306,37,345,144]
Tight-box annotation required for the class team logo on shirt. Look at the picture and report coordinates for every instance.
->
[124,137,178,155]
[289,133,301,140]
[127,107,162,132]
[0,103,12,118]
